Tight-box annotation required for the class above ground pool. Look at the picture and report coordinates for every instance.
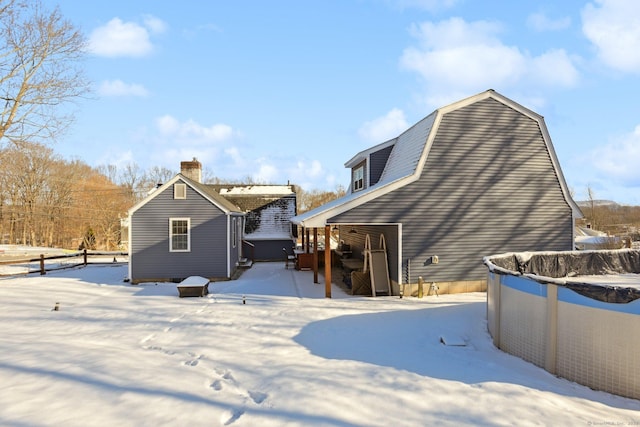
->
[483,249,640,401]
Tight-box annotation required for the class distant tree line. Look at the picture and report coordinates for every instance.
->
[579,202,640,241]
[577,186,640,246]
[0,148,346,250]
[0,143,130,249]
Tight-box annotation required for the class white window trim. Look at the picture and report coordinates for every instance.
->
[353,166,364,192]
[174,183,187,199]
[169,217,191,252]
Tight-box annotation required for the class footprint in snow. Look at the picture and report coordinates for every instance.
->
[142,345,175,356]
[183,354,202,366]
[248,390,268,404]
[209,369,268,406]
[221,407,244,425]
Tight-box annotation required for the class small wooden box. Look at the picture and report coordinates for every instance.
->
[177,276,210,297]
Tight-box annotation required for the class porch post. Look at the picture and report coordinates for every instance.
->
[313,227,318,283]
[325,225,331,298]
[305,228,310,253]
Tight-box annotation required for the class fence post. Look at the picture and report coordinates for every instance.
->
[40,254,45,275]
[83,249,87,265]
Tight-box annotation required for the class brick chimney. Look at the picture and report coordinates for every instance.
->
[180,157,202,183]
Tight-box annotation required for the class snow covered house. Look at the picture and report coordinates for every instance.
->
[128,159,296,284]
[574,226,622,250]
[291,89,582,295]
[211,184,297,261]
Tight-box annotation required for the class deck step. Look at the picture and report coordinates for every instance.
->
[238,258,253,268]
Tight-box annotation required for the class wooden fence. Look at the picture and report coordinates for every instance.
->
[0,249,128,276]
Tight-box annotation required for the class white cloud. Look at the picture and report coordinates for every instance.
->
[358,108,409,143]
[96,149,135,170]
[254,161,279,183]
[98,80,149,97]
[400,17,580,107]
[142,15,168,34]
[288,158,348,191]
[155,115,234,143]
[247,158,326,186]
[89,16,167,57]
[227,156,334,188]
[527,12,571,31]
[589,125,640,186]
[582,0,640,73]
[529,49,580,87]
[136,116,342,188]
[147,115,239,175]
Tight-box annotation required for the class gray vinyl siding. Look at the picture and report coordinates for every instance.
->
[331,98,573,283]
[369,145,394,186]
[130,183,231,282]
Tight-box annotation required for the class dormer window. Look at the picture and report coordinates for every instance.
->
[353,166,364,192]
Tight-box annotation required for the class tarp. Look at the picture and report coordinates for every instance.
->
[484,249,640,304]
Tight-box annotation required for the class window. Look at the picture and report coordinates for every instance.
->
[232,218,237,248]
[174,183,186,199]
[169,218,190,252]
[353,166,364,191]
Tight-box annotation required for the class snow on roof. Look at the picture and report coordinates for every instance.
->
[218,185,295,196]
[377,111,436,184]
[575,226,607,237]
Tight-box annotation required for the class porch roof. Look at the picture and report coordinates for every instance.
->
[290,177,406,228]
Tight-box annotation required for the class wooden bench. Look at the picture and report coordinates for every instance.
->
[177,276,209,298]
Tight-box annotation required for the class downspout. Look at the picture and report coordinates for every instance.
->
[128,214,132,282]
[226,213,231,279]
[397,223,403,286]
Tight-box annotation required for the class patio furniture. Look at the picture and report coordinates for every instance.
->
[283,248,296,269]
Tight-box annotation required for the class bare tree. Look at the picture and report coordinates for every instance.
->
[139,166,174,195]
[297,185,346,213]
[1,141,56,245]
[42,158,90,247]
[586,185,599,230]
[96,164,118,183]
[0,0,89,147]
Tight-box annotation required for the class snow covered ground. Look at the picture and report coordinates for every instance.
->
[1,262,639,426]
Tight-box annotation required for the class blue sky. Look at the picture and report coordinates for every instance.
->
[45,0,640,204]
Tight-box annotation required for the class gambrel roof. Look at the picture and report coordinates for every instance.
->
[292,89,582,228]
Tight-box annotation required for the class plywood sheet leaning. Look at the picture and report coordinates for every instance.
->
[363,234,391,297]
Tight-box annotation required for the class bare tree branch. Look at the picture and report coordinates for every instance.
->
[0,0,89,147]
